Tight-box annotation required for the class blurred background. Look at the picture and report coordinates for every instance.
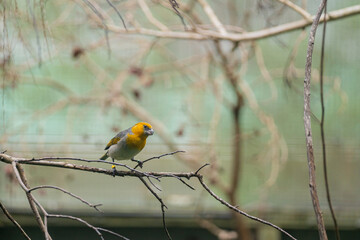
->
[1,0,360,239]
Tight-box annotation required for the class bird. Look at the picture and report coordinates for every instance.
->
[99,122,154,171]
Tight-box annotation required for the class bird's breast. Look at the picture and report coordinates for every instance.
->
[125,133,146,151]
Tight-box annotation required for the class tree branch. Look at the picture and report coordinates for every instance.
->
[46,214,129,240]
[303,0,328,239]
[197,176,297,240]
[138,0,168,31]
[196,0,227,34]
[11,162,52,240]
[8,158,129,240]
[105,0,127,30]
[0,153,297,240]
[276,0,312,21]
[167,0,187,29]
[0,201,31,240]
[138,177,171,240]
[103,5,360,41]
[28,185,103,212]
[319,2,340,239]
[133,150,186,169]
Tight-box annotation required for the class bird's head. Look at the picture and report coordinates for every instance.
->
[131,122,154,137]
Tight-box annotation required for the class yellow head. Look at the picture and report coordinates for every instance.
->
[130,122,154,138]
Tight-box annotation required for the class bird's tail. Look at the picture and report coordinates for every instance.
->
[99,152,109,160]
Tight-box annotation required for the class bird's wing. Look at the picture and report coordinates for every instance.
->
[104,128,129,150]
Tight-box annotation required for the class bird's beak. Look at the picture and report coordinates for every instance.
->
[147,129,154,136]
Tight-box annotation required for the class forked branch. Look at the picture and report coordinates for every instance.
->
[0,153,297,240]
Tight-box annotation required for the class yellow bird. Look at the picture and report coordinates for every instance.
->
[100,122,154,168]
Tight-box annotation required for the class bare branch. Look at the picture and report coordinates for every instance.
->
[25,0,42,65]
[276,0,312,21]
[47,214,130,240]
[11,162,52,240]
[40,0,52,60]
[146,176,163,191]
[6,157,129,240]
[0,153,197,180]
[303,0,328,239]
[197,176,297,240]
[0,201,31,240]
[196,0,227,34]
[29,185,103,212]
[319,2,340,239]
[134,150,186,169]
[16,156,159,180]
[1,152,297,239]
[198,218,237,240]
[97,227,130,240]
[195,163,210,175]
[106,0,127,30]
[81,0,111,56]
[104,5,360,41]
[283,30,307,89]
[167,0,187,30]
[47,214,104,240]
[138,177,171,240]
[213,40,249,239]
[138,0,168,31]
[254,43,277,101]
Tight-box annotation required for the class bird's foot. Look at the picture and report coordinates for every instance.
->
[131,158,143,168]
[112,165,117,177]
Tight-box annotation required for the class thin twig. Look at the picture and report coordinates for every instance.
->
[283,30,307,90]
[40,0,52,60]
[104,5,360,41]
[197,0,227,34]
[106,0,127,30]
[195,163,210,175]
[134,150,185,169]
[198,218,237,240]
[97,228,130,240]
[8,159,128,240]
[168,0,187,30]
[26,0,42,65]
[213,39,249,239]
[319,2,340,240]
[47,214,104,240]
[147,176,162,191]
[11,162,52,240]
[276,0,312,21]
[82,0,111,57]
[138,177,172,240]
[29,185,103,212]
[138,0,168,31]
[157,173,195,190]
[0,201,31,240]
[303,0,328,239]
[197,176,297,240]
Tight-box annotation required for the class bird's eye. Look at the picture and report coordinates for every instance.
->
[144,125,149,130]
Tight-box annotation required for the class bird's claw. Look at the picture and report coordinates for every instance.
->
[112,165,117,177]
[132,158,143,168]
[137,161,143,168]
